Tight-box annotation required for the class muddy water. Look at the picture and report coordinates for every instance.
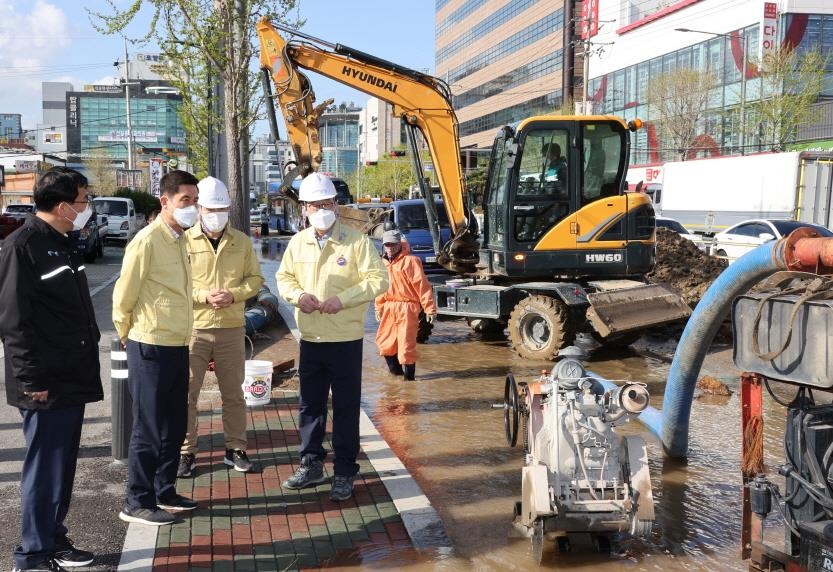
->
[259,237,790,571]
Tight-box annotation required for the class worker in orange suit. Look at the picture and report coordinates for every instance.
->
[375,229,437,381]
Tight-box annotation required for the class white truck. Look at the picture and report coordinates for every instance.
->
[93,197,139,244]
[627,151,833,234]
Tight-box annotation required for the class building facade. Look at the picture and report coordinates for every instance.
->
[318,107,361,177]
[435,0,833,163]
[435,0,573,150]
[358,98,405,163]
[36,82,73,157]
[63,82,185,165]
[0,114,23,143]
[583,0,833,165]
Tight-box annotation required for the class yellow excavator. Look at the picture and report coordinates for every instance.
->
[257,17,691,360]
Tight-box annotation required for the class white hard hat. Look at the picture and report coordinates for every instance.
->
[197,176,231,208]
[298,173,337,202]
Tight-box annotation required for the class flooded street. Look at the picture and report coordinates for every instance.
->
[259,236,789,571]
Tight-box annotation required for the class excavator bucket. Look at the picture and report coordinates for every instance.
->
[585,281,691,338]
[337,205,390,235]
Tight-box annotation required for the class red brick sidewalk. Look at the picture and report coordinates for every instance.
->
[154,393,412,571]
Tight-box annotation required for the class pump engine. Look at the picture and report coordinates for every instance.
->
[504,346,655,562]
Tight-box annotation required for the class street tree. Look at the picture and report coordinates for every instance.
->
[356,155,414,199]
[83,154,118,196]
[646,68,717,160]
[749,46,826,151]
[88,0,298,234]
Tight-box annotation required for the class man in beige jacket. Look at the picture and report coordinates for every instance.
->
[178,177,264,478]
[112,170,200,526]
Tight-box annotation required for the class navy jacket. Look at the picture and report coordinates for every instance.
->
[0,215,103,409]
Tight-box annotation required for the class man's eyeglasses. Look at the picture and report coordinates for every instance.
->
[305,200,335,210]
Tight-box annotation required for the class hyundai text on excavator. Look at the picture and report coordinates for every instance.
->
[257,17,691,361]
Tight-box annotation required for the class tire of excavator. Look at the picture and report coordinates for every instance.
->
[508,295,575,361]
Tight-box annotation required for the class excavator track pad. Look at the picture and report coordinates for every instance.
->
[585,281,691,338]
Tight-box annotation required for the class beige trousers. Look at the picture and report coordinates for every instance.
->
[181,326,247,455]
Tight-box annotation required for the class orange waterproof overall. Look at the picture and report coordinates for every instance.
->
[374,242,436,365]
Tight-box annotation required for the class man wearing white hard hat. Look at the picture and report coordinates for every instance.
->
[178,176,264,479]
[276,172,388,501]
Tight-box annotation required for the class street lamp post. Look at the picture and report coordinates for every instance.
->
[675,27,749,154]
[123,39,136,171]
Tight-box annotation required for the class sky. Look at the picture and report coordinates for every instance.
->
[0,0,436,135]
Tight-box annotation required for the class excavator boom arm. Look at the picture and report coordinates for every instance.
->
[257,17,479,273]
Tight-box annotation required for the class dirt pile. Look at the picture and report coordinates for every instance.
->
[647,228,728,308]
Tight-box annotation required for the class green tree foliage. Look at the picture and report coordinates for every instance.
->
[114,188,161,217]
[646,68,717,160]
[87,0,298,235]
[749,46,826,151]
[355,154,414,199]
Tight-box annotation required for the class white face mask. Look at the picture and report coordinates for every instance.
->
[308,208,336,231]
[202,211,229,233]
[65,203,93,231]
[173,205,199,228]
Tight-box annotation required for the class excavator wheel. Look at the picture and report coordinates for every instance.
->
[508,295,575,361]
[416,311,433,343]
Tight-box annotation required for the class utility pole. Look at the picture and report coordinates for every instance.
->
[582,39,590,114]
[123,39,135,171]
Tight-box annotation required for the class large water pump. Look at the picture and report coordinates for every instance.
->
[504,347,655,562]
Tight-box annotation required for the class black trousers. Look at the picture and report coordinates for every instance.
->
[15,405,85,570]
[126,341,189,509]
[297,339,363,477]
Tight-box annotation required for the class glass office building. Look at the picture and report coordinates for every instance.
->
[435,1,571,150]
[65,84,185,163]
[319,109,360,177]
[584,0,833,163]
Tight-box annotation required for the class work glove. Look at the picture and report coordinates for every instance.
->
[425,313,436,324]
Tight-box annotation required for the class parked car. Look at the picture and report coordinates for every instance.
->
[69,202,107,263]
[93,197,138,244]
[710,219,833,262]
[0,213,25,239]
[656,216,708,250]
[372,199,452,273]
[3,204,35,218]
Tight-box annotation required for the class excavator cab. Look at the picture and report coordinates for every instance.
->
[480,116,656,280]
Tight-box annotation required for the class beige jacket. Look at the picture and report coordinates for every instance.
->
[112,218,193,346]
[186,224,264,329]
[276,221,388,342]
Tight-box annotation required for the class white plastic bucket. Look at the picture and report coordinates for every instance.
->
[242,360,273,406]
